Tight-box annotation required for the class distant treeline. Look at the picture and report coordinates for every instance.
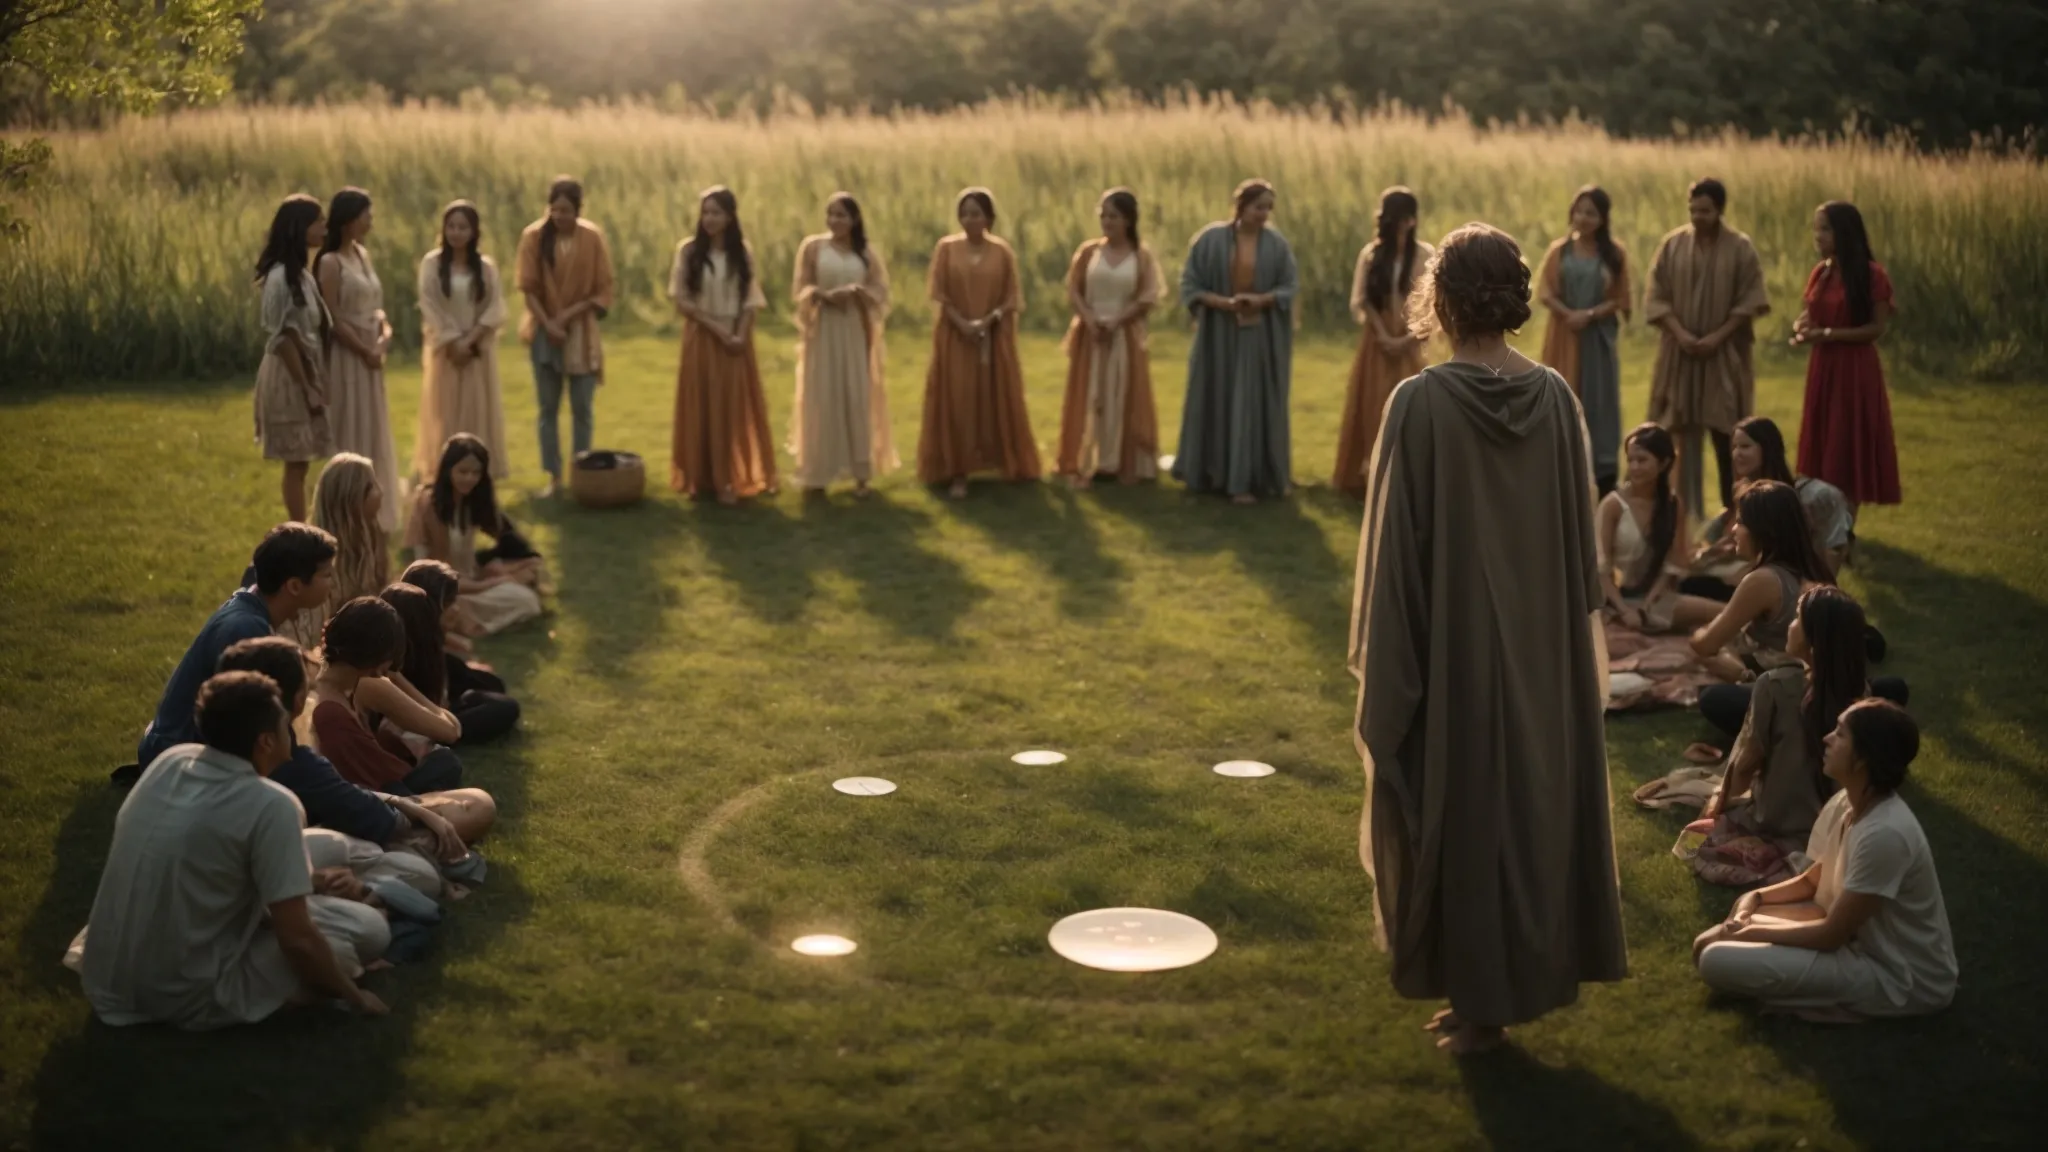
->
[194,0,2046,149]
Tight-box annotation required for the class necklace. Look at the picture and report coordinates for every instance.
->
[1459,343,1514,376]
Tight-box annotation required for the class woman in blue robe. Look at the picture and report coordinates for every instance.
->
[1173,179,1300,503]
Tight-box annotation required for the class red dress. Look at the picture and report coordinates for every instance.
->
[1796,261,1901,505]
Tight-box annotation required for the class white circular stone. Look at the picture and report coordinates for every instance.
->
[1159,454,1177,470]
[1011,750,1068,766]
[832,776,897,796]
[1047,908,1219,972]
[1212,760,1276,778]
[790,934,858,957]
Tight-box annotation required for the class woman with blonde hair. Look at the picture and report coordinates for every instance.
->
[413,200,509,483]
[1056,187,1161,487]
[789,192,897,497]
[281,452,389,649]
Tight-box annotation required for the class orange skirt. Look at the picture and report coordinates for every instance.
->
[916,322,1042,483]
[671,321,778,498]
[1332,330,1423,494]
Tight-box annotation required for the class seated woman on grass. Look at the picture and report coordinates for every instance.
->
[281,452,389,649]
[1677,481,1836,682]
[1694,699,1956,1020]
[404,433,545,636]
[1685,415,1854,597]
[311,596,471,796]
[379,581,520,745]
[1699,586,1868,846]
[1598,423,1689,632]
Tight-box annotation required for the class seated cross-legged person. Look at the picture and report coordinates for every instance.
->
[127,523,337,779]
[1685,415,1856,600]
[1676,481,1836,683]
[381,581,520,745]
[68,671,391,1029]
[1693,699,1957,1021]
[311,597,471,796]
[1598,423,1690,632]
[400,559,512,702]
[219,636,493,860]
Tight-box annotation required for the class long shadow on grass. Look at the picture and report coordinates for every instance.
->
[1458,1047,1701,1150]
[29,740,539,1151]
[685,490,983,641]
[520,493,688,674]
[1092,482,1354,659]
[943,480,1125,619]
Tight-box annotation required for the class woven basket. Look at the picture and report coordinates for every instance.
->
[570,450,646,509]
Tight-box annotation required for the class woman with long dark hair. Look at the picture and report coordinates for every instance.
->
[1687,415,1857,596]
[1175,179,1299,504]
[252,194,333,521]
[1682,480,1836,682]
[1694,699,1956,1020]
[1793,200,1901,510]
[1598,423,1687,632]
[378,581,519,745]
[403,433,544,635]
[1332,186,1430,496]
[413,200,509,484]
[515,176,616,497]
[1057,187,1162,487]
[790,192,898,497]
[669,185,777,504]
[316,186,401,533]
[917,187,1042,498]
[1538,185,1632,494]
[311,597,472,798]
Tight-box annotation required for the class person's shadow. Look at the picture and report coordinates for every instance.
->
[944,480,1126,620]
[26,738,539,1151]
[1458,1046,1702,1150]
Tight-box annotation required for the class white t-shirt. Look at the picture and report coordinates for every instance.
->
[79,744,312,1029]
[1808,790,1958,1014]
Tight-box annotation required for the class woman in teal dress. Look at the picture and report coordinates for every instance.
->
[1537,185,1631,495]
[1174,179,1300,504]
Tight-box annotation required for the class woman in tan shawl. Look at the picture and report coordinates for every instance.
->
[790,193,898,497]
[1350,222,1626,1055]
[1056,188,1161,487]
[515,176,616,496]
[668,185,777,504]
[413,201,509,483]
[1333,187,1431,497]
[917,187,1042,499]
[1644,177,1770,518]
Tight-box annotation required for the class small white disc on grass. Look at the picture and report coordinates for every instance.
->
[791,934,858,957]
[1213,759,1276,778]
[1012,749,1067,766]
[832,776,897,796]
[1049,908,1218,972]
[1159,453,1177,470]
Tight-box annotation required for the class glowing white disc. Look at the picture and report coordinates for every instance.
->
[1011,749,1067,766]
[832,776,897,796]
[1159,454,1177,470]
[1048,908,1218,972]
[1212,760,1276,778]
[790,934,858,956]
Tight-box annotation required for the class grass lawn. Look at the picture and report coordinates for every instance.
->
[2,324,2044,1150]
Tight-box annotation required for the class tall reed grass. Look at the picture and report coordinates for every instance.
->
[4,95,2042,383]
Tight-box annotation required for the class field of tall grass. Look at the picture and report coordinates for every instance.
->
[4,95,2044,383]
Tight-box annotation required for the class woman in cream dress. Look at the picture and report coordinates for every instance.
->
[251,193,334,521]
[318,187,403,532]
[1056,188,1161,487]
[790,193,898,496]
[413,200,510,482]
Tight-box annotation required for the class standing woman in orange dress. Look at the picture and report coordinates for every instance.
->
[918,187,1042,499]
[669,186,777,505]
[1333,187,1430,497]
[1793,201,1900,514]
[1056,187,1161,488]
[1538,185,1632,496]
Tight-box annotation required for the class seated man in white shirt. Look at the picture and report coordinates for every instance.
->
[68,671,392,1029]
[1692,699,1957,1020]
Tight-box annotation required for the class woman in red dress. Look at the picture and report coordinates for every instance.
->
[1793,201,1900,510]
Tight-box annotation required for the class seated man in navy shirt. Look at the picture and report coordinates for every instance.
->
[217,636,493,856]
[126,523,337,780]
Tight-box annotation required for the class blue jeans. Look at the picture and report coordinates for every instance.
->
[531,338,597,479]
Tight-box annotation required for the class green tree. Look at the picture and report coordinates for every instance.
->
[1,0,259,236]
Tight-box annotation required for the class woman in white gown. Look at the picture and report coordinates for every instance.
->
[789,193,898,496]
[1057,188,1161,486]
[413,200,510,483]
